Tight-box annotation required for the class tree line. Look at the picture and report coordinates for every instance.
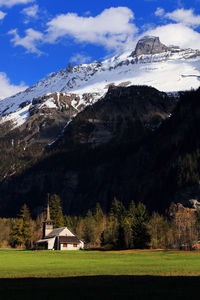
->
[0,194,199,250]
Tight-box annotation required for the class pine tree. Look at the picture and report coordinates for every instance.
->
[94,203,106,247]
[9,219,24,247]
[19,204,32,249]
[82,210,97,246]
[64,215,73,229]
[110,197,126,220]
[128,201,137,218]
[94,203,104,224]
[9,204,32,249]
[111,198,126,249]
[101,197,127,249]
[120,201,137,249]
[49,194,64,228]
[131,202,150,249]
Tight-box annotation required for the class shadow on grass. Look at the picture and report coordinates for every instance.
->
[1,275,200,300]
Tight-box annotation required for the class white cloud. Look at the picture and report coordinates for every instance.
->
[151,7,200,50]
[8,6,200,57]
[0,0,34,8]
[8,7,137,55]
[165,8,200,27]
[143,23,200,49]
[21,4,38,17]
[0,72,27,100]
[8,28,43,55]
[70,53,91,64]
[45,7,137,51]
[155,7,165,17]
[0,10,6,20]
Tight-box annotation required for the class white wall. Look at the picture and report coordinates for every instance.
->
[47,237,56,250]
[58,227,74,237]
[60,243,83,250]
[80,241,84,249]
[45,226,53,237]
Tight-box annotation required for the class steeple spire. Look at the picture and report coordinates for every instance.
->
[46,201,51,222]
[42,194,53,238]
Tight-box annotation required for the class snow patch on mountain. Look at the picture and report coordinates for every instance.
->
[0,104,31,128]
[40,97,57,109]
[0,36,200,129]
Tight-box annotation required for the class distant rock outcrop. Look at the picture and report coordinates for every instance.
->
[132,36,169,56]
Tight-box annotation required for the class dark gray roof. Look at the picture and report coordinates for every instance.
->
[36,237,55,243]
[46,227,66,238]
[59,236,81,244]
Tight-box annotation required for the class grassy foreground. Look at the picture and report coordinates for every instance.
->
[1,249,200,299]
[0,249,200,278]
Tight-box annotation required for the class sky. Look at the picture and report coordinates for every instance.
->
[0,0,200,99]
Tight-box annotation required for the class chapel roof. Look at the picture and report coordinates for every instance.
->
[59,236,81,244]
[45,227,66,238]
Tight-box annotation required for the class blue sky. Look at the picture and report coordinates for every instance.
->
[0,0,200,98]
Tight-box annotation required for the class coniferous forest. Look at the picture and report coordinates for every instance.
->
[0,194,199,251]
[0,87,200,218]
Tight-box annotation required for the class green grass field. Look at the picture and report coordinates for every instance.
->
[0,249,200,278]
[1,249,200,299]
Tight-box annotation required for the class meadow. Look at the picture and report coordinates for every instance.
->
[1,249,200,299]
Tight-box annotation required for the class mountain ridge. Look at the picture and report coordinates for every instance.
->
[0,37,200,217]
[0,36,200,132]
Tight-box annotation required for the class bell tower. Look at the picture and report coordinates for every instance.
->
[43,199,53,238]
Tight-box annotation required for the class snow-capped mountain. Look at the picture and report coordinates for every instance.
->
[0,36,200,129]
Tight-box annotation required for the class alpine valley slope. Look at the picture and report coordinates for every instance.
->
[0,36,200,216]
[0,85,176,216]
[1,86,200,217]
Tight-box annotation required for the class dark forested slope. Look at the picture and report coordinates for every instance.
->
[0,86,200,217]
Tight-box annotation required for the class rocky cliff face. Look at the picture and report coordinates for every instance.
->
[0,91,98,182]
[132,36,169,56]
[51,85,174,150]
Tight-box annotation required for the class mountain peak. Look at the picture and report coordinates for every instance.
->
[132,36,169,56]
[0,35,200,130]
